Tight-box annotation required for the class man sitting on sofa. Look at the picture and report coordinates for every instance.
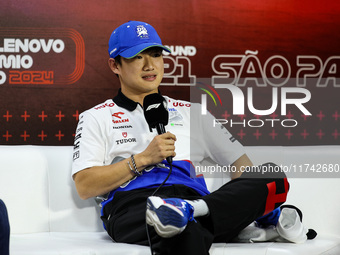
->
[71,20,290,255]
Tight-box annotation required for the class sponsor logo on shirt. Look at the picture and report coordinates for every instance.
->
[112,112,129,124]
[229,136,236,143]
[73,151,80,160]
[115,138,137,145]
[113,125,133,129]
[74,141,80,150]
[168,107,184,126]
[112,112,124,118]
[74,133,81,141]
[94,102,115,110]
[172,102,191,107]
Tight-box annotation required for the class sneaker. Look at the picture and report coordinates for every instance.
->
[146,196,195,238]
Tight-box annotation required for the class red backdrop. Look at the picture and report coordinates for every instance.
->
[0,0,339,145]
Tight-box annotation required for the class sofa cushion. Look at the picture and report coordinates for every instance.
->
[10,232,340,255]
[39,146,103,232]
[0,146,50,234]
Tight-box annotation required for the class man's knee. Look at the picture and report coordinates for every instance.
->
[240,163,289,216]
[259,162,287,179]
[259,163,289,215]
[241,162,287,179]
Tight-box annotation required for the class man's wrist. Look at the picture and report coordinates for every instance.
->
[128,154,149,176]
[127,155,142,176]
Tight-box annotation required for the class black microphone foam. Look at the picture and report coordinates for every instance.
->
[143,93,172,164]
[143,93,169,130]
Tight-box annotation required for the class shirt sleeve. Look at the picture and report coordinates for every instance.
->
[71,110,106,178]
[191,103,246,167]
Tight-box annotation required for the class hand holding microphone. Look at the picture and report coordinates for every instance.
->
[143,93,175,164]
[143,94,176,247]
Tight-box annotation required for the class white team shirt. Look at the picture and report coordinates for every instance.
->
[72,91,245,194]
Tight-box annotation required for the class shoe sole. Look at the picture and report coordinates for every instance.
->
[146,196,186,238]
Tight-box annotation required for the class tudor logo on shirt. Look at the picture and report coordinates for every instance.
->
[116,138,137,145]
[112,112,129,124]
[116,131,137,145]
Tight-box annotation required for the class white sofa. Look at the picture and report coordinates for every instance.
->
[0,145,340,255]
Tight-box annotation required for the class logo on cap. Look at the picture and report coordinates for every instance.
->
[136,25,149,38]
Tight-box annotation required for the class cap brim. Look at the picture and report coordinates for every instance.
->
[119,43,171,59]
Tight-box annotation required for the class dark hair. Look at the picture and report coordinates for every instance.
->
[114,55,121,65]
[114,55,121,78]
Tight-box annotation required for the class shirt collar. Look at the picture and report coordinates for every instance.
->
[112,89,163,111]
[113,89,139,111]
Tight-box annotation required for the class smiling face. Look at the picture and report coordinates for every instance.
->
[109,47,165,104]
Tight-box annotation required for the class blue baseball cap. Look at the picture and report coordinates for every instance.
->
[108,21,171,59]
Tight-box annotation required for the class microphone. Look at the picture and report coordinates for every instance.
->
[143,93,172,164]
